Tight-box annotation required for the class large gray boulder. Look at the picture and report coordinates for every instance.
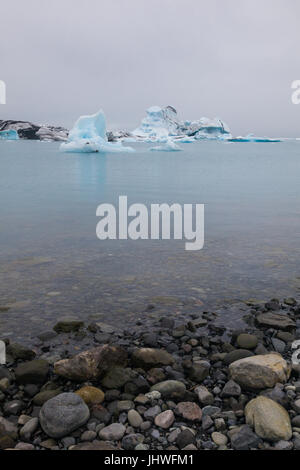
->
[40,393,90,438]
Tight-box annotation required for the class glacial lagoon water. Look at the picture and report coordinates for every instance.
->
[0,139,300,342]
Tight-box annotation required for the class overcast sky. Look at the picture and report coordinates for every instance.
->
[1,0,299,136]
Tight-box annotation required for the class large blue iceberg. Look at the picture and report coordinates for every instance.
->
[60,110,135,153]
[0,129,19,140]
[132,106,232,142]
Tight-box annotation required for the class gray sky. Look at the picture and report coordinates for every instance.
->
[1,0,299,136]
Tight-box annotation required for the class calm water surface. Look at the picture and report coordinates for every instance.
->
[0,140,300,342]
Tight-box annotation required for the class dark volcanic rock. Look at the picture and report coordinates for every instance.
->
[15,360,49,384]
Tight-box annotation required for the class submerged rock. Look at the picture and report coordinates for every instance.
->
[256,313,296,332]
[53,319,84,333]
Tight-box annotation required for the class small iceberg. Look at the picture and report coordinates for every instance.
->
[0,129,19,140]
[228,133,281,143]
[60,110,135,153]
[150,139,182,152]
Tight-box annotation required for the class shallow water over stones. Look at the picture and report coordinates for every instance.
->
[1,141,300,343]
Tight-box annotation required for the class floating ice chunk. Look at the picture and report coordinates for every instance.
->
[60,110,135,153]
[60,138,102,153]
[150,139,183,152]
[61,138,135,153]
[68,110,106,141]
[229,133,281,143]
[0,129,19,140]
[189,118,232,140]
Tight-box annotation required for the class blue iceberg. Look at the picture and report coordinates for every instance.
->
[132,106,232,143]
[60,110,135,153]
[0,129,19,140]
